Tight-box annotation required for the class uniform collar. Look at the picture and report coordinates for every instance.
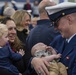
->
[66,33,76,43]
[37,19,50,25]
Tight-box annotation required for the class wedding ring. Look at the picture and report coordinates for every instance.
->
[38,71,41,75]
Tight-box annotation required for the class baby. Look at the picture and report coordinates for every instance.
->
[0,24,24,75]
[31,42,67,75]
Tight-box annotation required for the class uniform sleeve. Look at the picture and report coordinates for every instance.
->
[72,56,76,75]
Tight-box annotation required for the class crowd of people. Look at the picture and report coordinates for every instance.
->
[0,0,76,75]
[0,0,39,17]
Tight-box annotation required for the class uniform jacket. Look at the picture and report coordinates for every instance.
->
[50,35,76,75]
[26,19,60,51]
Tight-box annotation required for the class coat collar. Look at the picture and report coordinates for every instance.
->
[37,19,50,25]
[62,35,76,58]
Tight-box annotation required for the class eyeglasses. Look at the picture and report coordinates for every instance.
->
[51,17,61,28]
[51,16,63,28]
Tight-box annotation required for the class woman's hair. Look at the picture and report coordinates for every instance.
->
[11,10,31,27]
[0,23,8,38]
[9,35,24,52]
[1,17,24,52]
[1,17,14,24]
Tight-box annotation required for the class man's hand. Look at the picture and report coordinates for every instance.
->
[31,57,50,75]
[38,0,56,10]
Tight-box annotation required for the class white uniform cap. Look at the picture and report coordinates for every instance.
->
[45,2,76,23]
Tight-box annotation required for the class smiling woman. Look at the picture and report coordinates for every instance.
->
[0,17,32,75]
[0,23,25,75]
[11,10,31,44]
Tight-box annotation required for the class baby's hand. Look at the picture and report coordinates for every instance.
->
[18,49,25,56]
[55,53,61,59]
[54,53,61,62]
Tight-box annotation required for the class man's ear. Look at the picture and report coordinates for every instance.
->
[66,15,74,25]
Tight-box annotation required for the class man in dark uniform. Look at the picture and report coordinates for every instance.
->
[30,1,76,75]
[26,1,60,52]
[25,1,60,75]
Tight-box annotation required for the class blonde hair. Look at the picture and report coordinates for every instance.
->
[0,24,8,38]
[11,10,31,27]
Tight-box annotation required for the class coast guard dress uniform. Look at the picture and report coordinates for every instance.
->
[46,2,76,75]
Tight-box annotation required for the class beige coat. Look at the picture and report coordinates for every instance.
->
[49,61,67,75]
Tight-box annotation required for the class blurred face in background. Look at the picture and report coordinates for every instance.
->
[21,13,31,29]
[34,0,39,6]
[31,17,38,27]
[26,0,30,3]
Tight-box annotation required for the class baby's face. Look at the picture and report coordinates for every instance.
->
[34,49,52,57]
[31,43,50,56]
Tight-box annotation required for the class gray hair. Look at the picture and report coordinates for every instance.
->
[3,7,15,17]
